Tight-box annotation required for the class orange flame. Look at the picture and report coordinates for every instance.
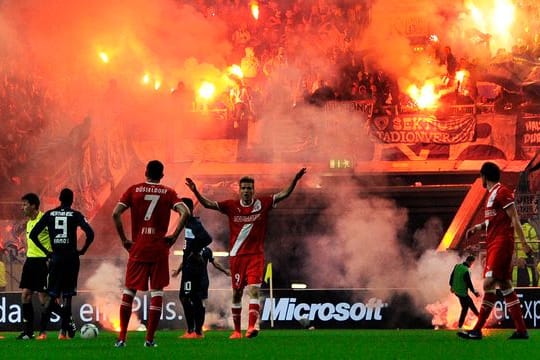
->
[229,64,244,79]
[141,73,151,85]
[465,0,516,51]
[98,51,109,64]
[250,2,259,20]
[198,81,216,100]
[407,81,439,109]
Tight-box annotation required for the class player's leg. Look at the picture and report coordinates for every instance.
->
[180,295,195,336]
[180,271,195,336]
[458,277,496,339]
[59,295,75,339]
[229,256,245,339]
[36,291,51,339]
[61,255,80,339]
[145,289,164,346]
[194,276,210,337]
[500,280,528,339]
[117,288,136,345]
[231,288,244,338]
[19,288,34,339]
[18,258,43,339]
[118,259,145,345]
[246,285,261,338]
[191,292,205,337]
[245,255,264,338]
[145,260,170,346]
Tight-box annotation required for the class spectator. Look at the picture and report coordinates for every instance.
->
[513,257,534,287]
[515,220,539,285]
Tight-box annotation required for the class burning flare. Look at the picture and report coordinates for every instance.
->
[198,81,216,100]
[98,51,109,64]
[407,81,439,109]
[228,64,244,79]
[250,1,259,20]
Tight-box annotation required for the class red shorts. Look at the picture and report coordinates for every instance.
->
[125,258,169,291]
[229,254,264,290]
[484,239,514,280]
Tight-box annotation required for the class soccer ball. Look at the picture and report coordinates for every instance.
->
[80,323,99,339]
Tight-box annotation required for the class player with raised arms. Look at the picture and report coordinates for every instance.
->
[185,168,306,339]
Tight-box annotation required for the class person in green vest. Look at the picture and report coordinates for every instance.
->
[513,257,534,287]
[515,221,539,286]
[450,255,480,331]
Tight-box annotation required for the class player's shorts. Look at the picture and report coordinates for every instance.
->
[484,238,514,280]
[180,263,209,299]
[229,254,264,290]
[125,257,169,291]
[19,257,48,292]
[48,252,80,297]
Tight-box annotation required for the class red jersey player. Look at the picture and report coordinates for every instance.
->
[459,162,532,340]
[185,168,306,339]
[113,160,190,347]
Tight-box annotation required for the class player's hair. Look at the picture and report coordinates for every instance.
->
[181,197,194,213]
[146,160,164,180]
[465,255,475,263]
[59,188,74,206]
[21,193,40,207]
[239,176,254,185]
[480,162,500,182]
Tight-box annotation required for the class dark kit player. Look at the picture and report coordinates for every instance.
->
[30,188,94,339]
[172,198,230,338]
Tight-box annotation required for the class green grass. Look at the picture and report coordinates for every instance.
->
[1,329,539,359]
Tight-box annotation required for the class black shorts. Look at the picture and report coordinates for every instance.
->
[48,252,80,297]
[19,257,48,292]
[180,266,209,299]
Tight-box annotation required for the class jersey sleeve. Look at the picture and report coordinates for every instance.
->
[499,186,515,209]
[119,186,133,207]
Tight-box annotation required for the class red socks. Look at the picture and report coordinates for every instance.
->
[146,294,163,342]
[504,291,527,333]
[473,292,496,331]
[118,292,134,341]
[232,305,242,332]
[248,301,260,329]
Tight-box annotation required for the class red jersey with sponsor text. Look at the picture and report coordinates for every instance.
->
[119,181,183,262]
[484,183,514,246]
[218,196,275,256]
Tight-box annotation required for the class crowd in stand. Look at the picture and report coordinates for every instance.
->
[183,0,540,118]
[0,62,56,187]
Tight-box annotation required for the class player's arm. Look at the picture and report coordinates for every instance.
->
[77,215,95,256]
[29,215,51,257]
[185,178,219,210]
[165,202,191,247]
[465,222,486,239]
[274,168,306,204]
[211,259,231,276]
[507,204,532,255]
[112,203,132,251]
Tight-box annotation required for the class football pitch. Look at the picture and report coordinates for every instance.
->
[1,329,538,359]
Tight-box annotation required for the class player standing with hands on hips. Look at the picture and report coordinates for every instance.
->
[185,167,306,339]
[29,188,94,340]
[113,160,190,348]
[458,162,531,340]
